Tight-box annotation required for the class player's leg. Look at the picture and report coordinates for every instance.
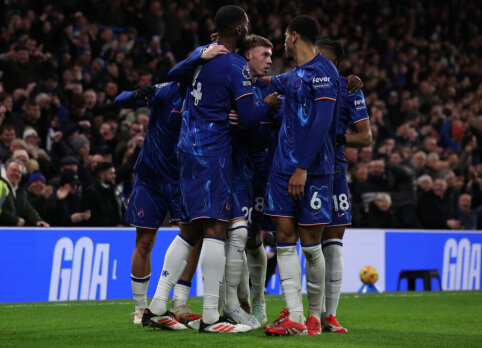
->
[297,173,334,336]
[125,173,167,324]
[246,224,268,325]
[237,251,251,314]
[299,224,325,336]
[144,222,201,330]
[322,170,350,333]
[171,238,203,323]
[223,218,260,329]
[322,225,347,332]
[266,216,309,336]
[130,227,157,324]
[263,172,307,335]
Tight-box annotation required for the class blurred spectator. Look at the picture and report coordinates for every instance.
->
[84,162,123,226]
[26,171,56,225]
[455,193,482,230]
[361,193,399,228]
[0,159,49,226]
[48,155,79,189]
[418,178,461,230]
[53,169,90,226]
[0,123,15,160]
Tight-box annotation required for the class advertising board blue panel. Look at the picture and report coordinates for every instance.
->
[385,232,482,291]
[0,228,190,302]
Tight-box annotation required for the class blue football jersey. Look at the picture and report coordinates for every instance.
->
[114,82,183,183]
[336,76,369,170]
[178,51,254,157]
[249,79,282,154]
[269,54,340,175]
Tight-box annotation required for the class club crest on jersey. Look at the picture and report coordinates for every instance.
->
[224,199,232,213]
[293,78,302,89]
[242,65,251,79]
[136,208,145,219]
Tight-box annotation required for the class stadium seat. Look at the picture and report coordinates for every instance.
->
[396,270,442,291]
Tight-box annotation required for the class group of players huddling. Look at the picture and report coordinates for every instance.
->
[115,5,371,336]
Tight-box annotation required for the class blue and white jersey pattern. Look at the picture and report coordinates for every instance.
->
[269,54,339,176]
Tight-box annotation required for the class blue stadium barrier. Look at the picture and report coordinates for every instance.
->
[0,228,480,303]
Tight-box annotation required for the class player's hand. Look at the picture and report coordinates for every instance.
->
[288,167,307,201]
[17,217,25,226]
[133,86,155,102]
[229,109,240,126]
[346,74,363,93]
[264,92,281,113]
[210,32,219,42]
[201,43,229,60]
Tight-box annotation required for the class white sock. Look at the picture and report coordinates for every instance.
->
[224,220,248,309]
[323,239,343,318]
[238,252,251,312]
[131,274,150,311]
[172,280,191,309]
[277,243,304,324]
[149,235,193,315]
[201,237,226,324]
[247,242,267,304]
[302,243,325,319]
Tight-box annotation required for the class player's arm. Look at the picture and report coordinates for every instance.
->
[289,99,336,200]
[336,91,371,147]
[236,92,281,128]
[114,87,156,108]
[167,43,229,83]
[262,73,290,95]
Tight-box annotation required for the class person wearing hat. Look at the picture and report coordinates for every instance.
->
[83,162,123,227]
[53,169,91,226]
[47,155,80,190]
[26,171,56,225]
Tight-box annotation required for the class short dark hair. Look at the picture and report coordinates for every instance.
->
[94,161,114,176]
[215,5,247,33]
[316,39,345,67]
[287,15,320,45]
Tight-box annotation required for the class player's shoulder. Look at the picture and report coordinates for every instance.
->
[153,81,177,95]
[300,54,338,88]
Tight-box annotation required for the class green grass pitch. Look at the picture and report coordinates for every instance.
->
[1,291,481,347]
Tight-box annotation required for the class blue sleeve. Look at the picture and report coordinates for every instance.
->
[150,82,176,104]
[167,46,205,83]
[114,91,149,109]
[226,59,254,101]
[347,90,369,124]
[296,83,337,170]
[235,95,271,128]
[270,73,290,95]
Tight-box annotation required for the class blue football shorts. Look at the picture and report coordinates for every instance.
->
[178,150,243,223]
[124,169,180,228]
[328,169,352,226]
[264,171,333,226]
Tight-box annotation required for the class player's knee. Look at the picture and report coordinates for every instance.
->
[228,221,248,249]
[136,239,154,257]
[302,245,322,265]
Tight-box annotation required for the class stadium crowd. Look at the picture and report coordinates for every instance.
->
[0,0,481,229]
